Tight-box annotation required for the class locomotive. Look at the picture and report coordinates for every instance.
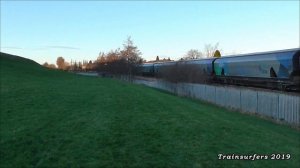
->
[140,48,300,91]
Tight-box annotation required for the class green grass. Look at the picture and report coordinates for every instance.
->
[1,52,300,167]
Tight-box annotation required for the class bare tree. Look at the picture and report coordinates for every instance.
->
[43,62,56,69]
[94,37,143,77]
[107,49,120,62]
[43,62,49,67]
[183,49,203,60]
[56,56,65,70]
[120,36,142,62]
[97,52,105,61]
[48,64,56,69]
[97,54,106,64]
[203,43,220,58]
[120,36,143,76]
[159,62,211,84]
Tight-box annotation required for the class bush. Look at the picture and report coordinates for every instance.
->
[159,62,212,84]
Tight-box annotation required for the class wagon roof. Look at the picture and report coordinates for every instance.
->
[219,48,299,59]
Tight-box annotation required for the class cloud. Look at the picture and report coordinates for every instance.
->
[1,46,23,49]
[1,46,80,51]
[46,46,80,50]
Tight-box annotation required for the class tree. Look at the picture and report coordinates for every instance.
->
[94,37,143,77]
[120,36,143,76]
[213,50,221,57]
[86,60,94,71]
[184,49,203,60]
[49,64,56,69]
[120,36,142,62]
[48,64,56,69]
[203,43,220,58]
[43,62,49,67]
[156,56,159,61]
[106,49,121,74]
[43,62,56,69]
[78,62,82,71]
[64,62,70,71]
[56,56,65,70]
[107,49,120,62]
[97,55,106,64]
[73,61,78,71]
[97,52,105,62]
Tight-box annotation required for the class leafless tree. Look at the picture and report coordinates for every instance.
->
[43,62,49,67]
[43,62,56,69]
[94,37,143,77]
[159,62,211,83]
[183,49,203,60]
[48,64,56,69]
[203,43,220,58]
[56,56,65,70]
[120,36,143,77]
[120,37,142,63]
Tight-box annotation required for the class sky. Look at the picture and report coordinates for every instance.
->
[0,1,299,64]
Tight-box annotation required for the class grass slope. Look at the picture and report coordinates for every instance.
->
[1,52,300,167]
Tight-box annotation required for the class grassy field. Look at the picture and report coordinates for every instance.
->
[0,52,300,167]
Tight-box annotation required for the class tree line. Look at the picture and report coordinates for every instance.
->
[182,43,221,60]
[96,37,143,77]
[44,37,143,77]
[43,37,221,79]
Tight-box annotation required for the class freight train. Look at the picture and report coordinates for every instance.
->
[140,48,300,91]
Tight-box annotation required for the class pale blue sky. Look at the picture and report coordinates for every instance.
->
[1,1,299,64]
